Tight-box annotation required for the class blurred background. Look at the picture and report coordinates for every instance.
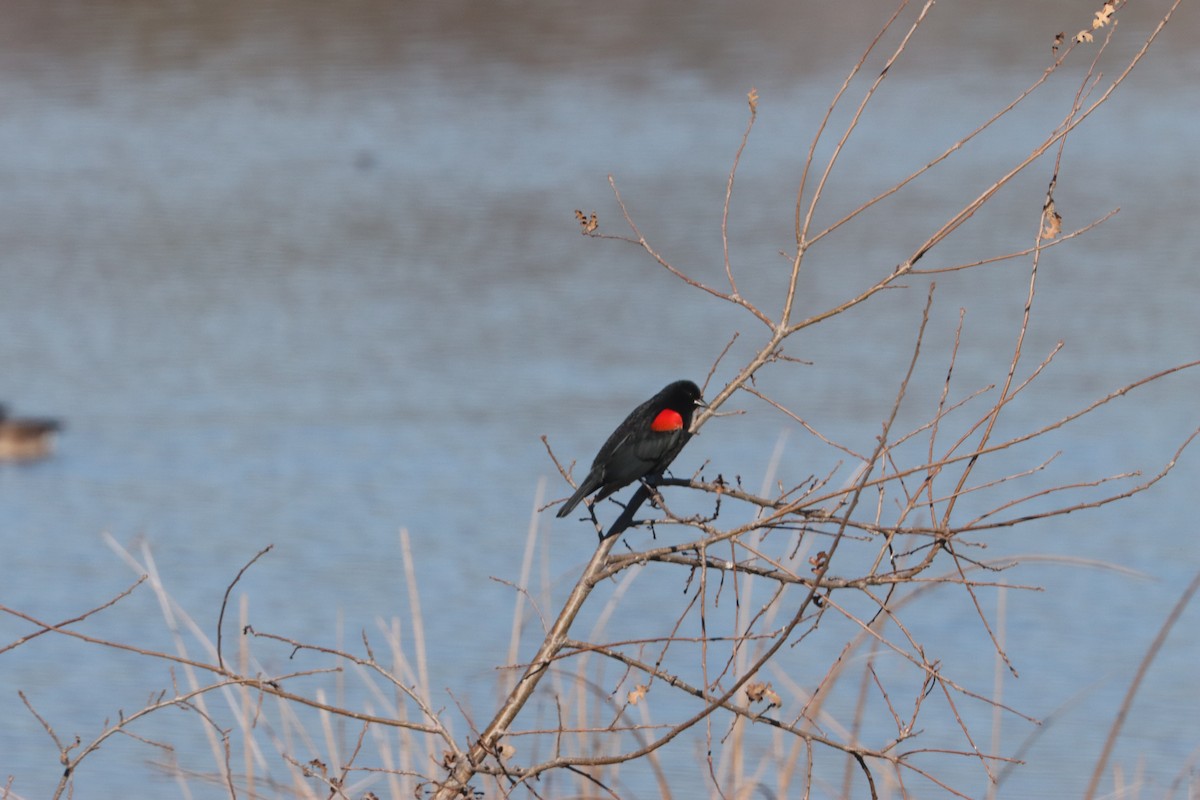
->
[1,0,1197,797]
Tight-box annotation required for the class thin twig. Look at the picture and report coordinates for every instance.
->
[217,544,273,671]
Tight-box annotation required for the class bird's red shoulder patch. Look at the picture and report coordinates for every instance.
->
[650,408,684,432]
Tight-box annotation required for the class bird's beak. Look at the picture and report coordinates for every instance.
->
[690,398,707,435]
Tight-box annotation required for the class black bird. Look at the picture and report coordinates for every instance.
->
[556,380,703,518]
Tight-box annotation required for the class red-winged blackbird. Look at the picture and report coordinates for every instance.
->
[556,380,703,518]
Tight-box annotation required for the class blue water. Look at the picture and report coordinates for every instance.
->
[2,2,1198,798]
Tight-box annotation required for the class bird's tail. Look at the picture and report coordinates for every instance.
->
[556,477,596,518]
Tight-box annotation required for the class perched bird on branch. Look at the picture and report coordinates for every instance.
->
[557,380,703,518]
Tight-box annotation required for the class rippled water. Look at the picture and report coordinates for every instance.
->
[2,2,1198,798]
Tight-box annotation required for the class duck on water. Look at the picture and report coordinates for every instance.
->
[0,404,63,461]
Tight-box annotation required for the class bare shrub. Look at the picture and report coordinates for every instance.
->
[4,2,1196,799]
